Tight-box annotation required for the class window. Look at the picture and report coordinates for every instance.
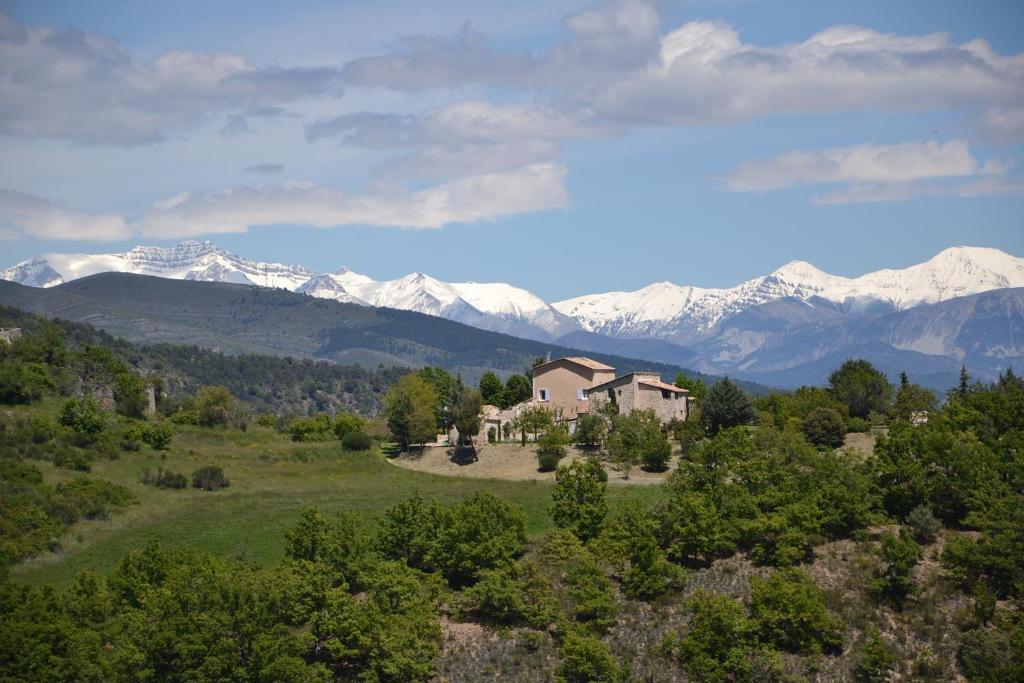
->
[577,388,586,400]
[539,388,549,401]
[607,388,616,403]
[661,389,671,399]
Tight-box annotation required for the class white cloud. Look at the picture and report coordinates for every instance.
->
[725,140,986,191]
[135,163,567,235]
[813,175,1024,205]
[0,189,130,241]
[0,10,344,146]
[0,163,567,240]
[338,4,1024,139]
[724,139,1022,204]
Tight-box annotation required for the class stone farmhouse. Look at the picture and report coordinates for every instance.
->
[482,356,691,440]
[585,371,690,424]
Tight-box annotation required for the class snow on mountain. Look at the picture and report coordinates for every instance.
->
[553,247,1024,343]
[1,241,314,290]
[3,242,1023,347]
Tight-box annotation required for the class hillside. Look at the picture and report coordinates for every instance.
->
[0,273,749,391]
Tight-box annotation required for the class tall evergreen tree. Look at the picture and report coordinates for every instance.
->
[703,378,755,435]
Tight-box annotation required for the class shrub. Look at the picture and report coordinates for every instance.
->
[565,558,617,632]
[50,479,138,523]
[170,409,200,425]
[556,634,618,683]
[801,406,847,448]
[341,431,373,451]
[906,504,941,543]
[749,568,842,655]
[537,425,570,460]
[192,465,230,491]
[958,626,1023,682]
[427,492,527,587]
[574,413,607,448]
[459,560,558,628]
[869,529,922,608]
[331,412,367,440]
[289,414,333,442]
[847,416,870,433]
[125,423,173,451]
[607,410,670,477]
[0,361,51,404]
[194,386,234,427]
[675,592,760,681]
[853,629,897,682]
[140,468,188,489]
[487,426,497,443]
[537,452,563,472]
[551,458,608,542]
[58,397,105,436]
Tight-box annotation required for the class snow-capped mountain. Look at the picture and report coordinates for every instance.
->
[3,243,1023,349]
[553,247,1024,344]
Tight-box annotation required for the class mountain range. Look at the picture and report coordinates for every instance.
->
[3,242,1023,389]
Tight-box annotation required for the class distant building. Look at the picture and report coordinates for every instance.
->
[910,411,929,426]
[586,371,689,425]
[0,328,22,344]
[530,356,616,420]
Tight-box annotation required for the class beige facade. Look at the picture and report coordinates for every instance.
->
[530,356,616,420]
[586,371,689,425]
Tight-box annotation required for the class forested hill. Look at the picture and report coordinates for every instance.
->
[0,273,763,392]
[0,305,405,416]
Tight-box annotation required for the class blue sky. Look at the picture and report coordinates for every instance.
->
[0,0,1021,299]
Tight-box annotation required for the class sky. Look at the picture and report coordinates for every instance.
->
[0,0,1022,301]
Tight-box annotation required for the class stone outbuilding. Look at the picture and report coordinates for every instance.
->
[586,371,689,425]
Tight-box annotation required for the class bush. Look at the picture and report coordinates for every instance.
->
[551,458,608,542]
[140,467,188,489]
[847,416,870,433]
[854,629,897,682]
[427,492,527,587]
[556,634,618,683]
[289,414,333,442]
[125,423,173,451]
[0,361,51,404]
[906,504,941,543]
[487,426,497,444]
[869,529,922,608]
[194,386,234,427]
[801,406,847,448]
[958,625,1023,682]
[191,465,230,491]
[341,431,373,451]
[538,426,570,459]
[50,479,138,523]
[675,592,761,681]
[58,397,105,436]
[574,413,607,448]
[749,568,842,655]
[537,452,563,472]
[332,412,368,440]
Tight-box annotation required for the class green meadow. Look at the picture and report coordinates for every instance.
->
[13,422,665,588]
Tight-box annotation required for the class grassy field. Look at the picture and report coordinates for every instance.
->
[13,423,666,589]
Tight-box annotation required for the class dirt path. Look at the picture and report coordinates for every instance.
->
[388,442,673,485]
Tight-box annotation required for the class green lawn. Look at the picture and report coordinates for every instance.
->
[13,424,666,588]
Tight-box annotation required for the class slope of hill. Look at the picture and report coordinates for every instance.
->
[0,274,741,390]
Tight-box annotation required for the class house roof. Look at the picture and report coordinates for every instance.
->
[639,378,690,393]
[533,356,615,373]
[586,372,690,394]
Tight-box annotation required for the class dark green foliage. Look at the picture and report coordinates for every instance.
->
[943,493,1024,599]
[538,425,571,468]
[58,397,105,436]
[459,559,558,628]
[340,430,372,450]
[828,359,892,419]
[564,556,617,632]
[452,388,482,447]
[556,633,618,683]
[376,492,526,588]
[703,378,755,435]
[595,499,683,599]
[674,372,708,402]
[801,406,847,448]
[574,412,607,448]
[385,373,438,449]
[191,465,230,491]
[479,371,503,405]
[139,467,188,489]
[0,361,52,404]
[551,458,608,542]
[428,492,527,587]
[538,451,564,472]
[869,529,922,608]
[332,412,368,440]
[606,409,671,476]
[755,385,849,429]
[125,421,173,450]
[417,366,459,430]
[958,622,1024,682]
[194,385,235,426]
[500,373,532,408]
[673,592,781,683]
[289,414,334,442]
[749,568,842,655]
[894,381,938,420]
[113,371,148,418]
[854,629,897,682]
[906,504,941,543]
